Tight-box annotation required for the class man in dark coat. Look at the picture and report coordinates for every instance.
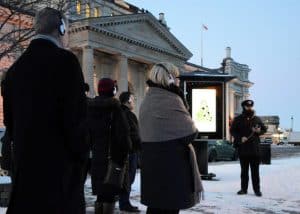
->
[2,8,88,213]
[118,92,141,213]
[87,78,130,214]
[230,100,267,197]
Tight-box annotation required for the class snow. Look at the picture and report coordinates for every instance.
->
[1,157,300,213]
[129,157,300,213]
[0,176,11,184]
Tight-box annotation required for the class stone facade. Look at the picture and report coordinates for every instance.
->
[0,0,253,130]
[222,47,253,118]
[68,2,192,115]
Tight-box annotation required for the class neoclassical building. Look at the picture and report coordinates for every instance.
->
[222,47,253,118]
[0,0,253,136]
[67,0,193,116]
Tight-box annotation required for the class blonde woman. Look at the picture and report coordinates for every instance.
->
[139,62,203,214]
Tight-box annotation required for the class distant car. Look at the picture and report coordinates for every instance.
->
[278,139,288,145]
[263,138,273,144]
[208,140,238,162]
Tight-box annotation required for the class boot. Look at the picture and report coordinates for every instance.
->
[103,202,115,214]
[95,201,103,214]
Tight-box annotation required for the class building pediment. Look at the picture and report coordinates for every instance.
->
[70,13,192,61]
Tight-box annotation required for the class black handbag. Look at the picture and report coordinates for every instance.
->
[104,160,126,189]
[103,112,126,189]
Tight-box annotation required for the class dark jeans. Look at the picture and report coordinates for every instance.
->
[146,208,179,214]
[119,153,138,208]
[239,156,260,192]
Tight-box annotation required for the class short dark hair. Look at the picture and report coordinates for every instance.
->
[34,7,66,35]
[119,92,132,104]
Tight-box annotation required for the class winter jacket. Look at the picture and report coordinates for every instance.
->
[87,96,130,195]
[139,83,201,210]
[121,105,141,153]
[3,38,88,214]
[230,112,267,157]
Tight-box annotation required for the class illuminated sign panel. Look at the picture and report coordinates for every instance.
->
[192,89,217,132]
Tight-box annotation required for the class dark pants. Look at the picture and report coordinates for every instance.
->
[83,158,91,182]
[119,153,138,208]
[146,208,179,214]
[239,156,260,192]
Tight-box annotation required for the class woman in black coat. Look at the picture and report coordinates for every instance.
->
[139,62,203,214]
[87,78,130,214]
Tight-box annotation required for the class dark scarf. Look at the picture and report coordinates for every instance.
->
[146,80,190,110]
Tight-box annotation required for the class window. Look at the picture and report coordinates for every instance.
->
[86,3,90,18]
[94,7,101,17]
[76,1,81,15]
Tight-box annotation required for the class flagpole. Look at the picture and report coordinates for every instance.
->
[201,25,203,67]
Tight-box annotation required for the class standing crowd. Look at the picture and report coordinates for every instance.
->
[0,7,203,214]
[0,6,267,214]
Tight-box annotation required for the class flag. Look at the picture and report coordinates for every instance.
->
[202,24,208,30]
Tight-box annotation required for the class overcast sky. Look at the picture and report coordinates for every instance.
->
[128,0,300,130]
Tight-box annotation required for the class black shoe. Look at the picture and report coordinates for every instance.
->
[94,202,103,214]
[255,191,262,197]
[128,202,138,210]
[237,190,247,195]
[120,204,140,213]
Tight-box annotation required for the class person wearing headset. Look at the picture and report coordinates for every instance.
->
[2,7,88,213]
[87,78,131,214]
[118,91,142,213]
[139,62,203,214]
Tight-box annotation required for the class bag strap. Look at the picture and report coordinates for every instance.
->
[108,111,114,159]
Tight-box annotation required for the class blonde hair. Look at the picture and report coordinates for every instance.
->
[148,62,179,87]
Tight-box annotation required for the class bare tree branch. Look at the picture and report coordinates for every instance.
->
[0,0,78,66]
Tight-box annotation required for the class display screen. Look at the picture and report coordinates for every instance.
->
[192,89,217,132]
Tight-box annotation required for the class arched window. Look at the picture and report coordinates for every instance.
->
[85,3,90,18]
[94,7,101,17]
[76,1,81,15]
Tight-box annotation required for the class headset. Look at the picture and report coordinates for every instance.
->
[128,95,133,104]
[58,13,66,36]
[156,63,175,85]
[112,86,117,96]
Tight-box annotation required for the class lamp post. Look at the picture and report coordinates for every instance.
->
[291,116,294,132]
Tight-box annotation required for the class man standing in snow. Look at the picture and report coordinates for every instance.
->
[230,100,267,197]
[2,7,88,213]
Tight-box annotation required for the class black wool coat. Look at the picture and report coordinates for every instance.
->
[141,134,199,210]
[2,39,88,214]
[87,96,130,195]
[230,113,267,157]
[121,105,141,153]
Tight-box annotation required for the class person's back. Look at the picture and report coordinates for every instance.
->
[3,8,88,214]
[87,78,130,214]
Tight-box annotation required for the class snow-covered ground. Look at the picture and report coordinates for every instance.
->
[1,156,300,213]
[129,157,300,214]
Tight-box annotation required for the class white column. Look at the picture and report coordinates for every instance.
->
[82,46,95,97]
[117,54,128,93]
[225,82,230,140]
